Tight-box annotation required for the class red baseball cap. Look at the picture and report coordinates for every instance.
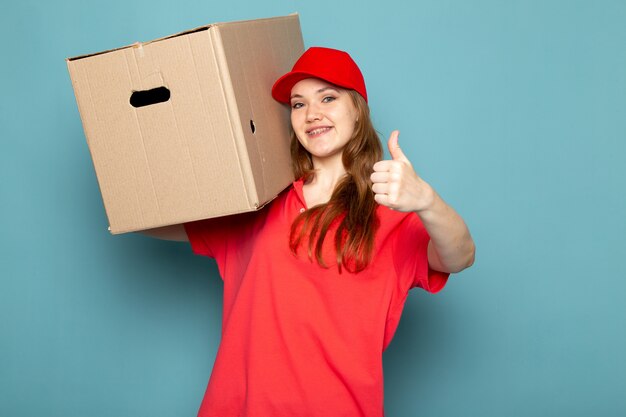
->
[271,47,367,104]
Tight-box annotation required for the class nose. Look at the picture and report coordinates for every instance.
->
[305,103,322,123]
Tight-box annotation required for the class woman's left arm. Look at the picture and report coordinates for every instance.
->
[371,131,475,273]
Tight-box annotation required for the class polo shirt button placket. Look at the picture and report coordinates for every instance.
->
[299,208,305,213]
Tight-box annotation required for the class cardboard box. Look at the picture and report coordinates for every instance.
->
[67,14,304,234]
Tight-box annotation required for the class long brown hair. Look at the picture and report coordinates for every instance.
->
[289,90,383,273]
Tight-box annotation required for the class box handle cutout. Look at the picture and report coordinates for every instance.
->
[250,120,256,134]
[130,87,171,108]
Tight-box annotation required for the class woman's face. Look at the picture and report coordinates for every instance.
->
[289,78,358,162]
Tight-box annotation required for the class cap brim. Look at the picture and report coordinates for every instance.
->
[272,70,366,103]
[271,72,316,104]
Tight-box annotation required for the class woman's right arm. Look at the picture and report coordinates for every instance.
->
[138,224,188,242]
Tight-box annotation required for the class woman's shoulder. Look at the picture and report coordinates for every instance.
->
[374,206,429,251]
[376,205,421,229]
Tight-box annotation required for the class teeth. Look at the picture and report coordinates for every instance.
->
[308,127,330,135]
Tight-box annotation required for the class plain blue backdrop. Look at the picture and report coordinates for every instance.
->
[1,1,625,416]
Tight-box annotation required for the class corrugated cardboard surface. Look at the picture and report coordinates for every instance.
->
[217,17,304,204]
[67,15,303,233]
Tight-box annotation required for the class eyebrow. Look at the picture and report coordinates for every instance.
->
[290,87,341,101]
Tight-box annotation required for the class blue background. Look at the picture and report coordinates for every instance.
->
[1,1,625,416]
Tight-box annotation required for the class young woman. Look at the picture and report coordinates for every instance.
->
[146,47,475,417]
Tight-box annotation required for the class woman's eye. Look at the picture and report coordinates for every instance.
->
[291,102,303,109]
[322,96,336,103]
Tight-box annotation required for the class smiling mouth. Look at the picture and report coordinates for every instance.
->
[306,127,332,136]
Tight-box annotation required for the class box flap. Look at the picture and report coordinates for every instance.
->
[66,26,214,62]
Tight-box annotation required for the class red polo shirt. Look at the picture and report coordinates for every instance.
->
[184,179,448,417]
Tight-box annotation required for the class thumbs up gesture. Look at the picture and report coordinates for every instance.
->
[371,131,435,213]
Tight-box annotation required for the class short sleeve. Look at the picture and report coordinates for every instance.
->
[184,210,261,260]
[184,218,223,258]
[393,212,449,293]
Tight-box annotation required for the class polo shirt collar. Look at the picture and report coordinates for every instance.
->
[292,178,307,209]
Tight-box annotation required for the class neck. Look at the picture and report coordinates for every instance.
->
[309,153,347,189]
[302,153,347,207]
